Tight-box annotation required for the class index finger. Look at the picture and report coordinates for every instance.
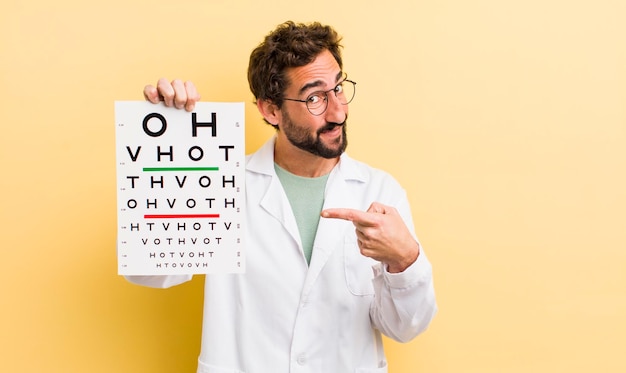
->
[321,208,378,226]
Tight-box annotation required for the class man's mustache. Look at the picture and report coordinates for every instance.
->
[318,119,347,134]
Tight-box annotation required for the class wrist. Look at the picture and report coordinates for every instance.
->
[386,243,420,273]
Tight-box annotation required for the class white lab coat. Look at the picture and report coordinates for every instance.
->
[127,137,437,373]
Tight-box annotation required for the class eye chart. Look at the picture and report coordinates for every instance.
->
[115,101,245,275]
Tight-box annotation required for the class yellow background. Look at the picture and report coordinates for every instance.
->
[1,1,625,372]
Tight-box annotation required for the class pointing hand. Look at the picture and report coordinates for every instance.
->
[321,202,420,273]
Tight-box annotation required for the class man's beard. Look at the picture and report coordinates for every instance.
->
[281,111,348,159]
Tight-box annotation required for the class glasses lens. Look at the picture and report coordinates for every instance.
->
[306,93,327,115]
[337,80,356,105]
[304,80,357,116]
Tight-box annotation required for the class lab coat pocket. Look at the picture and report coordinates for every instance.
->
[344,237,377,296]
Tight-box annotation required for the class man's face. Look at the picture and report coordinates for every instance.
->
[278,50,349,159]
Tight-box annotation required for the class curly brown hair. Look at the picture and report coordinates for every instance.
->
[247,21,344,109]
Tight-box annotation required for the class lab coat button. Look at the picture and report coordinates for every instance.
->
[296,354,306,365]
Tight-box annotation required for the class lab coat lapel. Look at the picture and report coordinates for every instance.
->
[248,137,303,259]
[301,156,365,297]
[259,174,302,251]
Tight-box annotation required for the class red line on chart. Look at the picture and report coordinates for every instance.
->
[144,214,221,219]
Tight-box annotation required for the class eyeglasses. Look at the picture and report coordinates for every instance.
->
[283,75,357,116]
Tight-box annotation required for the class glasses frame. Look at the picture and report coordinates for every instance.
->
[283,75,357,116]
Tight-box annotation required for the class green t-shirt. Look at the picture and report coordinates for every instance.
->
[274,164,329,265]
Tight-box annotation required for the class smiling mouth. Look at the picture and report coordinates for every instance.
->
[320,123,343,134]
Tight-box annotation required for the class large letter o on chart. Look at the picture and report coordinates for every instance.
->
[142,113,167,137]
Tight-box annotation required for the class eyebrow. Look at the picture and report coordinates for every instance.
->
[298,71,344,95]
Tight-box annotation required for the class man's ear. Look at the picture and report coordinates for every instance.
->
[256,99,281,126]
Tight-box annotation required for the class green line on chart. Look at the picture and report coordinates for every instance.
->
[143,167,220,172]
